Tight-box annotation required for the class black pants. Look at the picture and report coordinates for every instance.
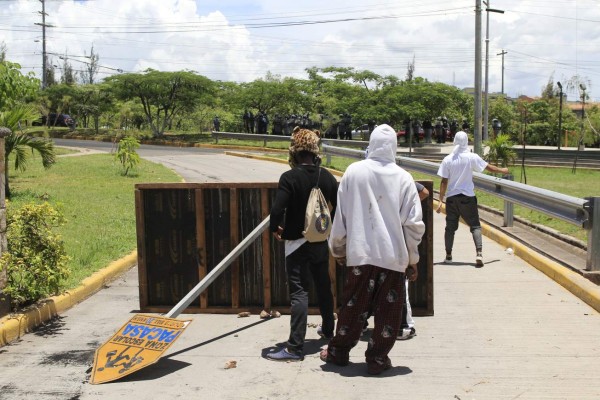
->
[285,241,335,354]
[444,194,483,254]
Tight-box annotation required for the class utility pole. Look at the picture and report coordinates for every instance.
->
[497,49,507,94]
[474,0,483,155]
[483,1,504,142]
[35,0,49,88]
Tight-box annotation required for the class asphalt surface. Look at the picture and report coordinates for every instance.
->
[0,140,599,399]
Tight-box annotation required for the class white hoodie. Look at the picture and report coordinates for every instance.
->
[328,124,425,272]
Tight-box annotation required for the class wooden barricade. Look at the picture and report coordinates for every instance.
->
[135,181,433,316]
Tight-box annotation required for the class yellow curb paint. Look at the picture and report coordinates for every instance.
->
[0,250,138,347]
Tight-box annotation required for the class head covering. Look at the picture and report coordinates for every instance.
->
[288,127,321,167]
[366,124,397,164]
[451,131,470,155]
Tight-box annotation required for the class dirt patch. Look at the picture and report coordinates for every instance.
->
[39,349,95,367]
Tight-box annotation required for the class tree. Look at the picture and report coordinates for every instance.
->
[81,45,100,85]
[38,84,78,126]
[406,55,415,82]
[0,61,40,111]
[0,41,6,62]
[44,56,57,87]
[115,136,140,176]
[541,74,555,99]
[0,104,56,197]
[488,98,517,141]
[105,70,214,137]
[73,84,115,133]
[60,54,77,85]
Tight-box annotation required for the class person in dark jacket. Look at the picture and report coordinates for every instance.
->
[266,127,338,362]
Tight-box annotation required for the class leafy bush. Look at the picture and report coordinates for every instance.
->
[0,202,70,308]
[484,134,517,167]
[115,135,141,176]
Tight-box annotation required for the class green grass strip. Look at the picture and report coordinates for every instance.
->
[9,153,181,289]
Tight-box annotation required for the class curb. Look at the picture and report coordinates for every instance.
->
[0,250,138,347]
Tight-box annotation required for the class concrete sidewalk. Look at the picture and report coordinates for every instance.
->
[1,209,599,399]
[1,152,600,399]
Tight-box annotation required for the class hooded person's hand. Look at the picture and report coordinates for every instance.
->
[406,264,418,281]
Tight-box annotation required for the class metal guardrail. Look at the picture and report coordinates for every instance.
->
[211,131,369,149]
[212,131,291,147]
[321,143,599,271]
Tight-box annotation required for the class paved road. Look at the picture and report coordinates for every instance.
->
[1,140,599,399]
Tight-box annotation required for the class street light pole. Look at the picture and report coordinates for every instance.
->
[557,81,563,150]
[474,0,483,155]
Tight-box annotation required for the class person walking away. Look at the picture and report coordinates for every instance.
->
[266,127,338,362]
[321,124,425,375]
[360,181,429,340]
[436,131,509,267]
[213,116,220,132]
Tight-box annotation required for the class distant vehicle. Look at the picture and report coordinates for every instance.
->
[396,128,425,141]
[32,113,76,129]
[351,124,371,140]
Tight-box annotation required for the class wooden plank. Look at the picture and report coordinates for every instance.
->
[196,188,208,309]
[230,188,240,309]
[136,182,278,190]
[134,189,149,310]
[261,188,272,310]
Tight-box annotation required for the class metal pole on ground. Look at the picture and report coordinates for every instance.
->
[165,216,271,318]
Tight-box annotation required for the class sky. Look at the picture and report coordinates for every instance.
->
[1,0,599,102]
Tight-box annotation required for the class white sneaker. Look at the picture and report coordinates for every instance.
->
[397,327,416,340]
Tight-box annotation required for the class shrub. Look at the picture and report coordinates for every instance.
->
[115,135,141,176]
[484,134,517,167]
[0,202,70,309]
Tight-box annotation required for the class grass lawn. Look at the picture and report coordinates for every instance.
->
[8,152,181,289]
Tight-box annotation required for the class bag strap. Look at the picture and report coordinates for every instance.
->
[314,166,322,189]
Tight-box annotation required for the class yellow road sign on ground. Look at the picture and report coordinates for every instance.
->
[90,314,191,385]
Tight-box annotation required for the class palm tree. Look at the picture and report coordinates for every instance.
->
[0,104,56,197]
[484,133,516,168]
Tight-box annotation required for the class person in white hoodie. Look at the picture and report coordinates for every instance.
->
[321,124,425,375]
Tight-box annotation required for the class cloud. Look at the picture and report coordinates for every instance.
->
[1,0,599,100]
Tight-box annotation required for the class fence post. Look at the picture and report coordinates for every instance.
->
[586,196,600,272]
[503,174,514,227]
[0,127,10,317]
